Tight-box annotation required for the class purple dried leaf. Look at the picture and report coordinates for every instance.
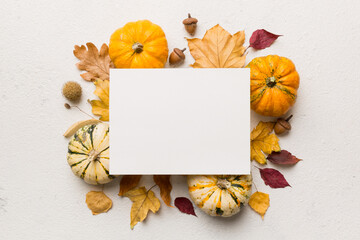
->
[259,168,291,188]
[174,197,197,217]
[249,29,282,50]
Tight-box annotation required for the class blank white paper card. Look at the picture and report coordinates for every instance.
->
[109,69,250,175]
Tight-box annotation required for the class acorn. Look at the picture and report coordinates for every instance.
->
[274,115,293,135]
[169,48,186,66]
[183,13,198,35]
[62,81,82,102]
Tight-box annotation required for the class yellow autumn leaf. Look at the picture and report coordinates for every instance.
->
[249,191,270,219]
[251,121,280,164]
[186,24,246,68]
[85,191,112,215]
[90,79,109,121]
[124,186,161,230]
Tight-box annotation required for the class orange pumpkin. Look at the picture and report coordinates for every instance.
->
[247,55,300,117]
[109,20,168,68]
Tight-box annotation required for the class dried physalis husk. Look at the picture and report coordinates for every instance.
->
[85,191,112,215]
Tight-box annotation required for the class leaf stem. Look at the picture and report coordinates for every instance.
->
[66,102,97,120]
[148,184,157,192]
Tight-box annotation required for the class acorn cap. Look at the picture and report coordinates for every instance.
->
[277,119,291,130]
[173,48,186,59]
[183,14,198,25]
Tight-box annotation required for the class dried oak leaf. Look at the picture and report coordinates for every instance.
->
[186,24,246,68]
[73,42,113,81]
[89,79,109,121]
[174,197,196,216]
[124,186,161,230]
[153,175,172,207]
[119,175,142,196]
[85,191,112,215]
[249,191,270,219]
[259,168,291,188]
[267,150,301,165]
[251,121,280,164]
[249,29,282,50]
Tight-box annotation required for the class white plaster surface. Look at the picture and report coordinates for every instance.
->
[0,0,360,239]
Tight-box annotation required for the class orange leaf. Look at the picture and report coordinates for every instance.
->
[85,191,112,215]
[73,42,113,81]
[153,175,172,207]
[186,24,246,68]
[118,175,142,196]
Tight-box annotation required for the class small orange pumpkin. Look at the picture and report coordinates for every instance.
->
[247,55,300,117]
[109,20,168,68]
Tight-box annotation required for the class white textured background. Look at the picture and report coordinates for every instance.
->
[1,0,360,239]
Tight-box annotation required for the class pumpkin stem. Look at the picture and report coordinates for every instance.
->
[88,150,100,162]
[266,76,277,88]
[216,178,231,190]
[132,42,144,53]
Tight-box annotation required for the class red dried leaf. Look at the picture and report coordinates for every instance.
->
[267,150,302,165]
[259,168,291,188]
[249,29,282,50]
[174,197,197,216]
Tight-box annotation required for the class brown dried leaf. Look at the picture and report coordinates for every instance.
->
[267,150,302,165]
[186,24,246,68]
[124,187,161,230]
[73,42,113,81]
[119,175,142,196]
[153,175,172,207]
[249,191,270,219]
[85,191,112,215]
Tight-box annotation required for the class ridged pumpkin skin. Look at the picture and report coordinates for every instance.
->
[247,55,300,117]
[109,20,168,68]
[188,175,252,217]
[67,123,115,185]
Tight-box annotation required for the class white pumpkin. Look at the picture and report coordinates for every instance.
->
[187,175,252,217]
[67,123,114,185]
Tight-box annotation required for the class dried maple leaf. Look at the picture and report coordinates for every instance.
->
[85,191,112,215]
[249,29,282,50]
[73,42,113,81]
[259,168,291,188]
[251,121,280,164]
[249,191,269,219]
[119,175,142,196]
[153,175,172,207]
[174,197,196,216]
[89,79,109,121]
[267,150,301,165]
[186,24,246,68]
[124,186,161,230]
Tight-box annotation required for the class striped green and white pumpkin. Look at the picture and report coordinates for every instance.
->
[67,123,114,185]
[188,175,252,217]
